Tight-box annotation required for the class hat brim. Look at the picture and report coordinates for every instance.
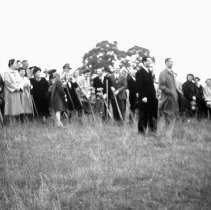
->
[63,66,72,69]
[48,69,57,74]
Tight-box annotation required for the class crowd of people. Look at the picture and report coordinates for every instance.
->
[0,57,210,133]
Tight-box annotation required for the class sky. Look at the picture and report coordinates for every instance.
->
[0,0,210,83]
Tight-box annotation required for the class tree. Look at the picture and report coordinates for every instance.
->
[82,41,126,74]
[126,45,155,70]
[81,41,155,74]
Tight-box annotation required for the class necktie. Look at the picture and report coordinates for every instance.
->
[170,70,174,77]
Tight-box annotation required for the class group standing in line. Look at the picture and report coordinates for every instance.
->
[0,57,211,133]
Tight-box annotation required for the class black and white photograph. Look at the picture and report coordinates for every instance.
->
[0,0,211,209]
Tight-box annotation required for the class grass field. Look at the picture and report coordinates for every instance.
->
[0,117,211,210]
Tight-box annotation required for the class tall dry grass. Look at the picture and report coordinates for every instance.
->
[0,117,211,209]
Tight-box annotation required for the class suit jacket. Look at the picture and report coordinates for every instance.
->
[135,66,156,103]
[93,76,103,95]
[158,68,179,116]
[127,74,138,109]
[109,74,127,100]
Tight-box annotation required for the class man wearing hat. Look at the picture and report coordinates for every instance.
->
[61,63,72,81]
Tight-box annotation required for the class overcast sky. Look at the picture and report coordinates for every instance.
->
[0,0,210,83]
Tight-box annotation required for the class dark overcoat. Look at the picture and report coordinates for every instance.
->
[65,81,82,111]
[50,79,66,112]
[127,74,138,111]
[30,77,50,116]
[182,81,197,101]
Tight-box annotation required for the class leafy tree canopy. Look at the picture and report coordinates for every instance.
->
[81,40,154,74]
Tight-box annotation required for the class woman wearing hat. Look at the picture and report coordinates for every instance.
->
[4,59,24,124]
[30,67,50,122]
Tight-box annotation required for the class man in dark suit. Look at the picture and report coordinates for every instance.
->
[194,77,207,119]
[127,68,138,123]
[102,69,113,120]
[109,68,127,122]
[136,56,158,134]
[93,68,104,117]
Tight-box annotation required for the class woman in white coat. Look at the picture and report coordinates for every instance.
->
[4,59,23,123]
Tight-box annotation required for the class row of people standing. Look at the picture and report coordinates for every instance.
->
[0,58,211,131]
[127,57,211,135]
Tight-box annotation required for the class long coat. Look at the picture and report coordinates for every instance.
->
[30,77,50,116]
[135,66,158,132]
[127,74,138,111]
[136,67,157,104]
[182,81,197,101]
[50,78,66,112]
[203,85,211,105]
[77,76,91,102]
[4,69,24,116]
[158,68,179,117]
[20,77,33,114]
[107,73,127,120]
[65,81,82,111]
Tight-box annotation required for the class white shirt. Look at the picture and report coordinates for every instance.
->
[141,64,150,73]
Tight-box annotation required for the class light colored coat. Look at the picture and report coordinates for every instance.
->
[77,75,91,101]
[158,68,179,117]
[203,85,211,107]
[20,77,33,114]
[4,69,24,116]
